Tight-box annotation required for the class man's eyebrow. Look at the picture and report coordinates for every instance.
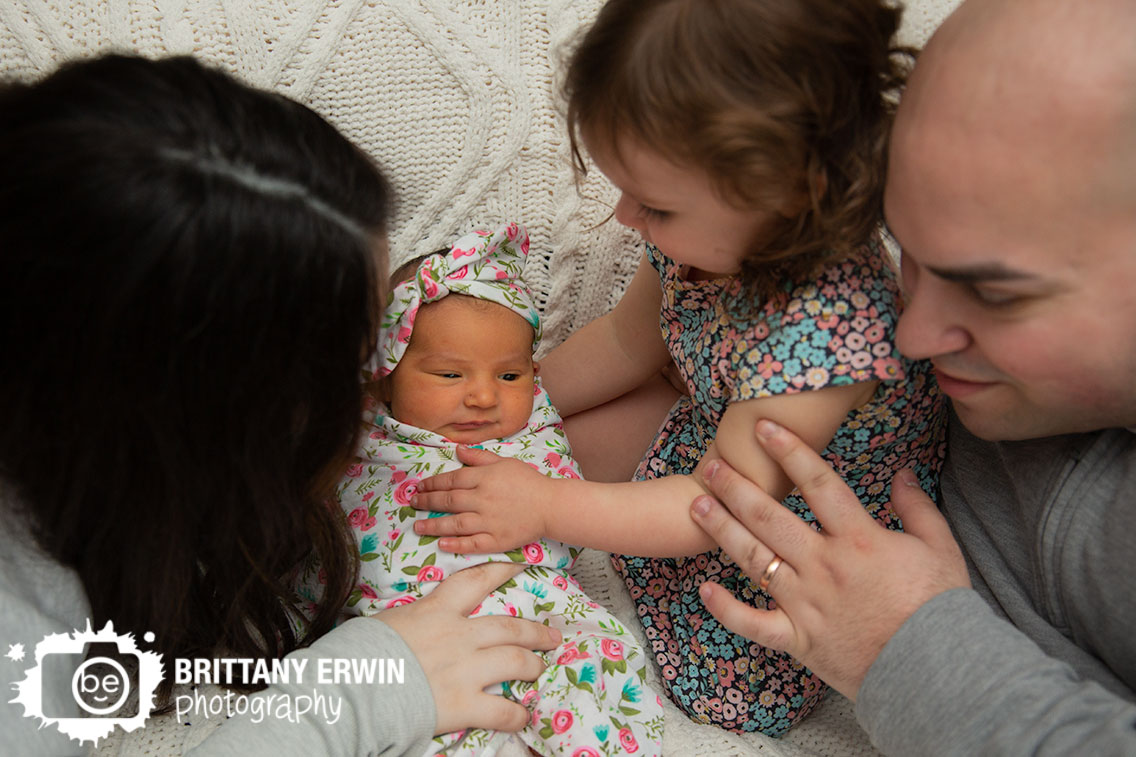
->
[926,263,1040,284]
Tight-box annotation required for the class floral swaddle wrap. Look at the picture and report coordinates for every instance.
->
[315,224,663,756]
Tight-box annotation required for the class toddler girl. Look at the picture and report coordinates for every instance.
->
[412,0,946,737]
[303,223,663,756]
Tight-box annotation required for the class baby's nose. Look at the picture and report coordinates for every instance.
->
[465,379,497,408]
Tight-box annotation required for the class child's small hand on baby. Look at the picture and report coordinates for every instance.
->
[413,445,553,553]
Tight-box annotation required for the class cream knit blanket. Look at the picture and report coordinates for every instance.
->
[0,2,961,754]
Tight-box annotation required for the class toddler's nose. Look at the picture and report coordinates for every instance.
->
[613,193,645,234]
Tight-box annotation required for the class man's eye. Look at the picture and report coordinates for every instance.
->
[971,287,1023,307]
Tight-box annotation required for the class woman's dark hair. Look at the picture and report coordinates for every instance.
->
[565,0,913,300]
[0,54,390,680]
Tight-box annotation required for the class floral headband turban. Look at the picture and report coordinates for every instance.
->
[372,222,542,378]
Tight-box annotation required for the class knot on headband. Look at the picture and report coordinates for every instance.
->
[373,222,541,377]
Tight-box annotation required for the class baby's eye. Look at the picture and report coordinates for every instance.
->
[436,372,460,379]
[640,203,669,220]
[499,372,521,382]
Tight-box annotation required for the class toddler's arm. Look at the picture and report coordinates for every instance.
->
[539,253,671,416]
[413,380,878,556]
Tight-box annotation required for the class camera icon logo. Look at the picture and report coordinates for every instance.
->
[10,621,164,746]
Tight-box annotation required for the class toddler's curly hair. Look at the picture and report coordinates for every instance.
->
[565,0,914,300]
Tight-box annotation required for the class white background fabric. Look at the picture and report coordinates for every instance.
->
[0,1,961,754]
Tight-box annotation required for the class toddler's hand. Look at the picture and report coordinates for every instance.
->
[413,446,553,553]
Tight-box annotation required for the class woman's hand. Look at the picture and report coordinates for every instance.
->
[689,419,970,700]
[412,446,555,553]
[376,562,562,735]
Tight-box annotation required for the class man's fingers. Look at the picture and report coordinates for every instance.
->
[425,562,526,615]
[889,469,964,554]
[697,460,814,563]
[698,581,796,654]
[752,419,869,534]
[690,492,786,573]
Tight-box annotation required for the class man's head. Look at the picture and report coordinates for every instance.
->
[887,0,1136,440]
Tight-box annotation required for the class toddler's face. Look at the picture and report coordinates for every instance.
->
[587,135,776,278]
[387,296,537,443]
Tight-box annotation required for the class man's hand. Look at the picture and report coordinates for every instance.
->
[690,419,970,700]
[413,446,554,553]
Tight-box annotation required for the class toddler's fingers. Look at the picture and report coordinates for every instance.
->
[412,489,467,512]
[698,581,796,655]
[455,445,506,466]
[418,467,478,494]
[438,534,500,554]
[413,512,480,536]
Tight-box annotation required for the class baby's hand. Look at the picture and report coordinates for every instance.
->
[413,446,554,553]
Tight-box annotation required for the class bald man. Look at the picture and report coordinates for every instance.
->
[688,0,1136,753]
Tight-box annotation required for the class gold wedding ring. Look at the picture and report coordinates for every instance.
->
[758,555,783,592]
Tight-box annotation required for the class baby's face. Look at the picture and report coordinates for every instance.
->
[387,296,537,444]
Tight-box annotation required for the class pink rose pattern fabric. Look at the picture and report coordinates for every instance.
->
[300,382,663,756]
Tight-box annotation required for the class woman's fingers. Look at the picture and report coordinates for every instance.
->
[468,693,531,733]
[752,419,872,535]
[463,613,563,651]
[424,562,526,616]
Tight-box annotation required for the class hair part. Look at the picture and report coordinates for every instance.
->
[0,54,392,688]
[565,0,913,299]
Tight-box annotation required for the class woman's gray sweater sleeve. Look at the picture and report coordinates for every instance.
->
[188,617,436,756]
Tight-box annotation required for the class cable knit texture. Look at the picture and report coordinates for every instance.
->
[1,2,960,754]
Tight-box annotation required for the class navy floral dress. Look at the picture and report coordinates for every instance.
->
[614,236,946,736]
